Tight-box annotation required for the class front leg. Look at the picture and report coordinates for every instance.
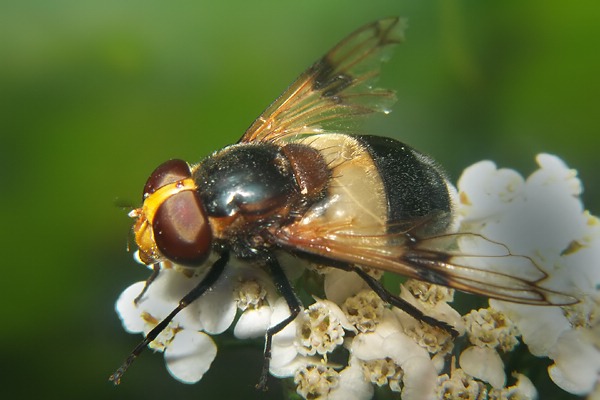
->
[134,263,160,304]
[110,252,230,384]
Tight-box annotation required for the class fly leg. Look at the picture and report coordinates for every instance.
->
[256,253,303,391]
[292,251,459,337]
[134,263,160,304]
[352,266,459,337]
[110,252,230,384]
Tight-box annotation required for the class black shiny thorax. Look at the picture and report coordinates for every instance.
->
[191,142,331,258]
[192,143,330,258]
[193,143,298,219]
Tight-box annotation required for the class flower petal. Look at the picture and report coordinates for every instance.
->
[115,281,147,333]
[529,154,581,197]
[270,298,302,370]
[457,160,524,222]
[401,356,437,400]
[234,306,272,339]
[324,268,368,304]
[548,329,600,395]
[328,357,374,400]
[460,346,506,389]
[490,300,571,357]
[510,373,538,399]
[384,332,431,366]
[270,356,317,378]
[195,281,237,334]
[164,330,217,384]
[352,310,429,362]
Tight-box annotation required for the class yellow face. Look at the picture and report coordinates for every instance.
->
[130,178,198,265]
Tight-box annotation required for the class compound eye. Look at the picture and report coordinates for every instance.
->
[143,159,191,199]
[153,190,212,266]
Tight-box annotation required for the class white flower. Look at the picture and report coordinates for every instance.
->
[457,154,600,396]
[294,364,340,399]
[459,307,521,390]
[436,367,487,399]
[394,281,464,355]
[324,267,371,304]
[113,153,600,398]
[163,330,217,384]
[457,160,525,223]
[488,373,537,400]
[459,346,506,389]
[458,154,588,275]
[351,309,438,400]
[359,357,404,392]
[547,325,600,395]
[114,257,277,384]
[328,356,374,400]
[231,265,279,339]
[463,307,519,352]
[115,276,218,384]
[342,289,386,333]
[269,297,353,377]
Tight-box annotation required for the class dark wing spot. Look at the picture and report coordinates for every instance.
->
[311,58,354,98]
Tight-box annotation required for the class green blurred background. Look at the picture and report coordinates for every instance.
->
[1,1,597,399]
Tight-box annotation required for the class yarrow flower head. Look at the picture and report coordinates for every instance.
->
[113,154,600,399]
[463,307,519,352]
[342,289,386,333]
[458,154,600,396]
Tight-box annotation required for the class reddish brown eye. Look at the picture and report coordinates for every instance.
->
[143,159,191,199]
[153,190,212,266]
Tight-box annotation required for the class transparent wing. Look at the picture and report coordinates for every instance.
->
[239,17,404,144]
[272,217,577,306]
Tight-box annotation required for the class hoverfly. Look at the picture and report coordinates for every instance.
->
[110,17,575,388]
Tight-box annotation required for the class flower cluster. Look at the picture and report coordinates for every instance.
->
[115,154,599,399]
[457,154,600,397]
